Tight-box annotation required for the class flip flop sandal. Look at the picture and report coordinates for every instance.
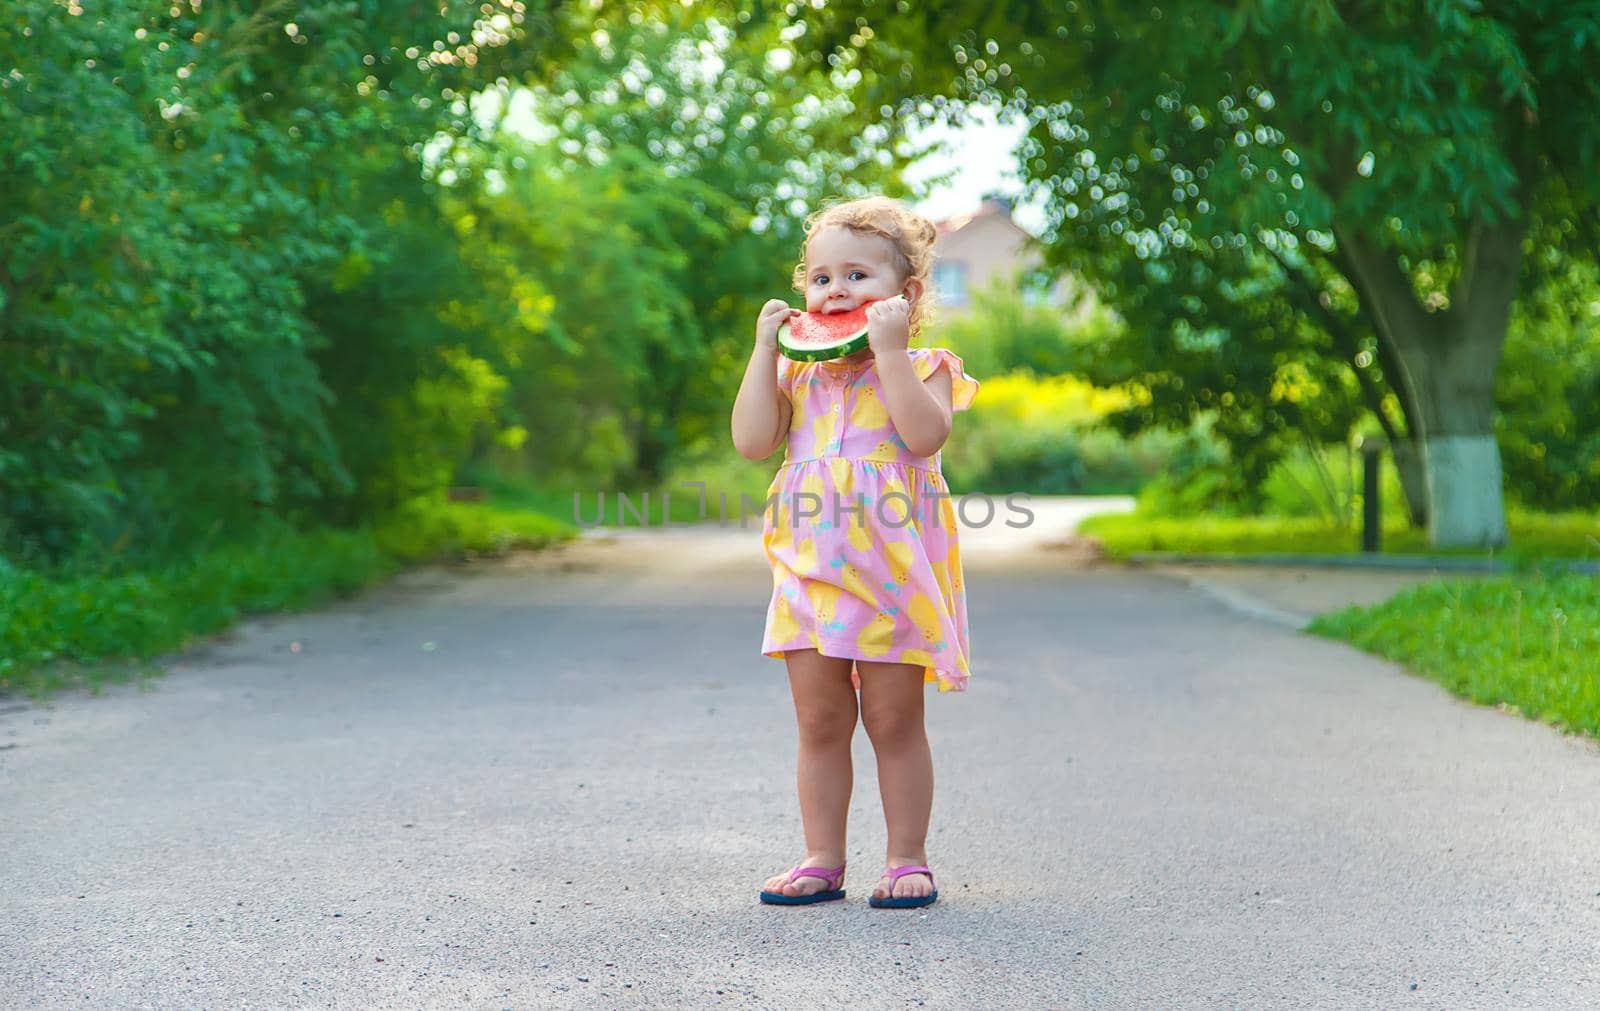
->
[868,864,938,909]
[758,863,847,905]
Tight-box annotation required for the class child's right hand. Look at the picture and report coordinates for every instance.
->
[756,299,800,351]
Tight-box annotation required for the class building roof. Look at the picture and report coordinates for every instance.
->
[933,198,1017,238]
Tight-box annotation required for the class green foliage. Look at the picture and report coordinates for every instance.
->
[1256,441,1408,526]
[1081,508,1600,562]
[935,368,1192,494]
[451,11,902,489]
[1110,416,1244,516]
[659,450,791,526]
[1137,435,1417,526]
[300,152,531,526]
[919,284,1191,494]
[929,278,1108,379]
[781,0,1600,545]
[1073,239,1389,490]
[1311,572,1600,740]
[1496,256,1600,510]
[369,496,574,561]
[1,4,926,699]
[0,2,578,567]
[1081,512,1390,557]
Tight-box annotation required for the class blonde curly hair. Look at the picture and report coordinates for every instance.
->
[791,196,939,336]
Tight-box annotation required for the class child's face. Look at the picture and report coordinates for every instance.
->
[803,226,909,315]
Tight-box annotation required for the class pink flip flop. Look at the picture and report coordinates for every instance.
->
[869,864,938,908]
[758,863,846,905]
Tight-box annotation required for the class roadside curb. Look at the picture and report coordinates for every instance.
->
[1169,573,1313,631]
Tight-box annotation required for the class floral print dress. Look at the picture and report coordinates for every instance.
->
[760,347,980,693]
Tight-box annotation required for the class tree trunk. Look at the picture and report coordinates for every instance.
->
[1275,246,1430,529]
[1333,219,1524,549]
[1388,437,1428,528]
[1367,330,1429,529]
[1412,344,1508,548]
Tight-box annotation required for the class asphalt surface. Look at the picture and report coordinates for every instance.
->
[4,497,1599,1009]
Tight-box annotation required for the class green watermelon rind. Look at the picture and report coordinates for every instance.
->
[776,323,870,362]
[776,304,876,362]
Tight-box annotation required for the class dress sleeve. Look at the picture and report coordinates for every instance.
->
[775,354,797,403]
[912,348,980,412]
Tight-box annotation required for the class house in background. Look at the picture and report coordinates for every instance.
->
[930,196,1087,318]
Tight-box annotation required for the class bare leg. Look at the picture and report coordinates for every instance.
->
[762,649,859,898]
[857,660,935,901]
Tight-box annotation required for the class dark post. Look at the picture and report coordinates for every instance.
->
[1360,439,1384,553]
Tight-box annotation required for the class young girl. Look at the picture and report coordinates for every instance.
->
[730,196,979,909]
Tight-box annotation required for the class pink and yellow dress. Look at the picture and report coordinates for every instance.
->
[760,347,980,693]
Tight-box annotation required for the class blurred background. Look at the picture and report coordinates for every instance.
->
[4,2,1598,693]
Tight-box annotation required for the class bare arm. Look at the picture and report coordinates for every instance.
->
[876,351,954,457]
[731,299,798,460]
[864,296,954,457]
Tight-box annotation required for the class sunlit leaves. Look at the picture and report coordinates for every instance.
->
[450,9,902,485]
[0,1,572,564]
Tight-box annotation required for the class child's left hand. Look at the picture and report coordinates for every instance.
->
[866,295,912,355]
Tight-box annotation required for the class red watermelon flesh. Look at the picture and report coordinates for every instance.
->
[776,300,882,362]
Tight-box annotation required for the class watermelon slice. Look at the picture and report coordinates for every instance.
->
[776,301,882,362]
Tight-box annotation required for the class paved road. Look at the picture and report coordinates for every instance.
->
[4,498,1599,1009]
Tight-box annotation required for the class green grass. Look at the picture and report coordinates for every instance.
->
[1079,508,1600,564]
[0,495,577,699]
[1309,572,1600,739]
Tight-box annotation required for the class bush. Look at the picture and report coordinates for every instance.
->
[1496,259,1600,511]
[1109,413,1239,514]
[1256,440,1415,526]
[941,370,1198,494]
[928,277,1113,380]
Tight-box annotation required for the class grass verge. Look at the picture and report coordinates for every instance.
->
[0,496,576,700]
[1079,508,1600,563]
[1309,571,1600,739]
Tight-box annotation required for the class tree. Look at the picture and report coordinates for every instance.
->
[0,1,579,564]
[1495,252,1600,510]
[781,0,1600,546]
[451,11,903,488]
